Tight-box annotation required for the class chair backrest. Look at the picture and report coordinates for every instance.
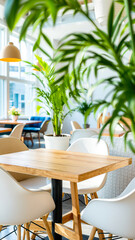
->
[70,129,98,145]
[81,177,135,239]
[0,138,32,181]
[29,116,51,128]
[71,121,82,131]
[97,113,131,130]
[67,137,109,156]
[97,113,111,128]
[40,120,51,134]
[68,138,109,189]
[0,167,55,225]
[10,124,24,139]
[0,137,28,155]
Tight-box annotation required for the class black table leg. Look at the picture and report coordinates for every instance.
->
[51,179,62,240]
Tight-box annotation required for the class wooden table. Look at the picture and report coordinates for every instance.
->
[0,127,12,133]
[0,149,131,240]
[0,120,42,125]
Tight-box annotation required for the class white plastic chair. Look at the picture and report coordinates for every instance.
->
[10,124,24,140]
[44,138,109,203]
[81,177,135,240]
[64,138,109,239]
[0,167,55,240]
[63,138,109,201]
[71,121,82,131]
[70,129,98,144]
[0,138,52,187]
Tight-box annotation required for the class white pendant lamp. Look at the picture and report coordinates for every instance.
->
[0,42,21,62]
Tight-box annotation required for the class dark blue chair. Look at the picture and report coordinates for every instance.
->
[23,116,51,147]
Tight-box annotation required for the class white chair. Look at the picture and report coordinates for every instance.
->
[70,129,98,144]
[63,138,109,203]
[0,124,24,140]
[45,138,109,203]
[0,166,55,240]
[64,138,109,239]
[44,138,109,238]
[0,138,51,187]
[81,177,135,240]
[10,124,24,140]
[71,121,82,131]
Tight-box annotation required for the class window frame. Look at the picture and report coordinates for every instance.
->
[0,22,37,119]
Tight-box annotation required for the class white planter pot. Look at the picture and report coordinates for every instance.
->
[12,115,18,121]
[93,0,112,25]
[44,134,70,150]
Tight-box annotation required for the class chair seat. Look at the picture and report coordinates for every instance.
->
[23,127,40,132]
[63,174,106,194]
[40,174,106,195]
[20,177,51,192]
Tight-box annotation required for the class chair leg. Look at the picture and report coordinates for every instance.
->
[108,234,112,239]
[23,229,26,240]
[84,194,88,205]
[31,231,36,240]
[30,133,33,147]
[21,136,24,142]
[17,225,21,240]
[38,132,40,148]
[25,223,30,240]
[88,227,97,240]
[90,192,105,240]
[42,215,54,240]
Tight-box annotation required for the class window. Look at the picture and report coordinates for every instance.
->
[21,94,25,101]
[0,24,36,119]
[9,81,35,116]
[0,27,6,76]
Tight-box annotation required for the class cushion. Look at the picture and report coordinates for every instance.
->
[25,116,51,128]
[23,127,40,132]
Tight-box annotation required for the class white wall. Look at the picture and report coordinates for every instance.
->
[38,8,129,134]
[40,18,111,134]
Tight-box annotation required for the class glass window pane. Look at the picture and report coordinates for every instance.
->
[0,79,6,118]
[9,81,36,117]
[20,41,35,81]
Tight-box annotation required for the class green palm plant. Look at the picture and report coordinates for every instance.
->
[4,0,135,151]
[77,100,93,128]
[27,55,71,136]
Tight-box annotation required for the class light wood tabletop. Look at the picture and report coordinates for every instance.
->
[0,120,42,125]
[0,148,131,240]
[0,148,131,182]
[0,127,12,133]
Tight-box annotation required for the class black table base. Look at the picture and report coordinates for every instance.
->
[51,179,62,240]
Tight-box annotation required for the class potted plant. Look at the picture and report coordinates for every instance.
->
[77,99,93,129]
[8,106,21,121]
[5,0,135,152]
[26,55,72,150]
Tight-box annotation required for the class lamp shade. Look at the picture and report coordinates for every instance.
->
[0,42,21,62]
